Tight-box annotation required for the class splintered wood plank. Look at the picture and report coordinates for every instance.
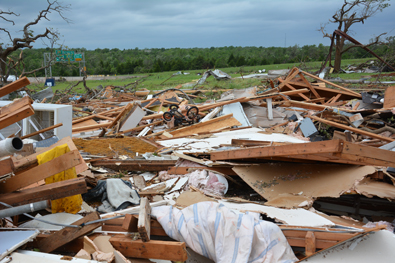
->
[37,212,102,253]
[20,123,63,140]
[298,72,321,99]
[282,229,358,249]
[278,78,311,101]
[13,136,88,175]
[0,96,33,116]
[109,236,187,262]
[305,231,316,256]
[138,197,151,242]
[122,214,138,232]
[0,156,15,177]
[106,215,167,236]
[0,105,34,130]
[72,122,111,133]
[90,159,176,172]
[210,140,343,161]
[341,141,395,167]
[0,150,81,193]
[0,177,87,206]
[72,119,101,134]
[168,114,241,138]
[384,86,395,108]
[310,115,394,142]
[0,76,30,97]
[168,166,237,176]
[300,70,362,98]
[277,68,301,91]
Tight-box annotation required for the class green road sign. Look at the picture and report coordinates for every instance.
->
[74,53,82,61]
[55,50,75,62]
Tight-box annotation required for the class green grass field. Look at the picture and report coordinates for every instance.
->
[28,57,394,96]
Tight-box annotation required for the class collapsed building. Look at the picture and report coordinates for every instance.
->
[1,67,395,262]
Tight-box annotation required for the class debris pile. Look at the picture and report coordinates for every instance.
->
[1,67,395,262]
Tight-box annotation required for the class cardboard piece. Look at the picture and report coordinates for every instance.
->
[355,178,395,199]
[176,191,216,207]
[232,163,375,208]
[93,236,115,253]
[74,249,91,260]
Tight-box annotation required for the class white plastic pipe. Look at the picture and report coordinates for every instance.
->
[0,137,23,157]
[0,200,49,218]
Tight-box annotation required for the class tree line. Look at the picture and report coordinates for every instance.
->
[13,40,395,77]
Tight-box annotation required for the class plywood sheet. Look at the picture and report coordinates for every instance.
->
[168,114,241,138]
[384,86,395,108]
[72,119,100,134]
[232,163,375,208]
[355,178,395,199]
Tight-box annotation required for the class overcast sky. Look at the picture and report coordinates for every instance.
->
[1,0,394,50]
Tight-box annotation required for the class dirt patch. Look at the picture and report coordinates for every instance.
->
[73,137,158,157]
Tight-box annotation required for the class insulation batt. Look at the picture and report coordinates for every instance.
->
[152,202,297,263]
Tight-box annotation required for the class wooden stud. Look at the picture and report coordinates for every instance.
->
[0,156,15,178]
[121,214,138,232]
[20,123,63,140]
[109,235,187,262]
[37,212,102,253]
[305,231,316,256]
[138,197,151,242]
[310,115,394,142]
[297,72,322,99]
[0,76,30,98]
[300,69,362,98]
[0,150,81,193]
[0,177,87,206]
[266,98,273,120]
[210,140,343,161]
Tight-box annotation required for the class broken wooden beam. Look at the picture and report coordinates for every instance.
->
[0,96,34,130]
[310,115,394,142]
[165,113,241,139]
[211,139,395,167]
[138,197,151,242]
[0,177,87,206]
[0,150,81,193]
[0,156,15,179]
[0,76,30,98]
[37,212,102,253]
[13,136,88,175]
[211,140,343,161]
[20,123,63,140]
[90,159,177,172]
[110,235,187,262]
[300,69,362,98]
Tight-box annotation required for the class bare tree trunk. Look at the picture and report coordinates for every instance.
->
[333,34,344,73]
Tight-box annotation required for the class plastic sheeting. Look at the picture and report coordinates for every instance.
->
[152,202,297,263]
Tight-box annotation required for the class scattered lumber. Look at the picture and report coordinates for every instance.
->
[109,236,187,262]
[0,96,34,130]
[37,212,102,253]
[310,115,394,143]
[90,159,177,172]
[0,76,30,98]
[0,177,87,206]
[137,197,151,242]
[0,149,81,193]
[211,139,395,167]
